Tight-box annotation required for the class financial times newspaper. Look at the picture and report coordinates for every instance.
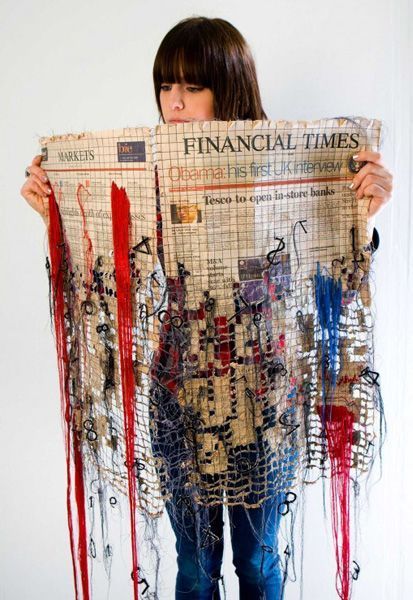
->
[39,118,382,600]
[155,119,379,312]
[40,117,381,511]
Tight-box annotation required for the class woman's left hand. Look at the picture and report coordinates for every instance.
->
[350,150,393,218]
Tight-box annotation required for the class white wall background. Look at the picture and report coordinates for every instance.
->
[1,0,412,598]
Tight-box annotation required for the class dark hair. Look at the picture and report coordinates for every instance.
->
[153,17,267,121]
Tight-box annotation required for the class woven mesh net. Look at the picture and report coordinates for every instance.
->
[41,117,383,600]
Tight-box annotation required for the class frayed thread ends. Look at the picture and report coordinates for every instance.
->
[111,182,140,600]
[48,189,90,600]
[323,405,354,600]
[314,263,342,398]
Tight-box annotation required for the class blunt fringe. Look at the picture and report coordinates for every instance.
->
[153,17,267,121]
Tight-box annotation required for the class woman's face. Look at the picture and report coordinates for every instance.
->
[160,81,215,123]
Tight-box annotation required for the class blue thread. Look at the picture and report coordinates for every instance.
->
[314,263,342,413]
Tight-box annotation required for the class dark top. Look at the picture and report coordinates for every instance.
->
[371,227,380,253]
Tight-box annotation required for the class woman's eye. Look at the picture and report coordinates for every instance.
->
[187,86,204,92]
[160,84,172,91]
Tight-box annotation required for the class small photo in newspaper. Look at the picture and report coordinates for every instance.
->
[170,203,203,224]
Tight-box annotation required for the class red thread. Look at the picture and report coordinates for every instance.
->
[111,182,139,600]
[48,189,90,600]
[322,405,354,600]
[76,184,94,294]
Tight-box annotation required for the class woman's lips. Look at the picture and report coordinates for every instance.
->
[168,119,190,124]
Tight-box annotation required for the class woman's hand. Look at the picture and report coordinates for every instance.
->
[20,154,51,227]
[350,151,393,219]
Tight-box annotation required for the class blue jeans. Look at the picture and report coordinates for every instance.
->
[165,490,285,600]
[149,385,291,599]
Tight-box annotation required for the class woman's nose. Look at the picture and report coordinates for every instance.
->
[170,86,184,110]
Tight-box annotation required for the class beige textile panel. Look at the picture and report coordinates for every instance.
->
[40,117,382,516]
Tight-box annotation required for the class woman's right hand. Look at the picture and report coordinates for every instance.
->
[20,154,52,227]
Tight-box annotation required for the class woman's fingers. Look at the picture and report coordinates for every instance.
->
[21,154,52,221]
[27,154,49,183]
[21,174,50,199]
[352,150,384,166]
[350,162,392,190]
[28,166,49,183]
[351,151,393,218]
[27,172,51,197]
[21,180,49,212]
[355,174,392,199]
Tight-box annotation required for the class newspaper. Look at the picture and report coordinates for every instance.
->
[40,117,381,511]
[40,115,382,600]
[155,119,378,309]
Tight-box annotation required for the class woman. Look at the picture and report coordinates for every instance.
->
[20,16,393,600]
